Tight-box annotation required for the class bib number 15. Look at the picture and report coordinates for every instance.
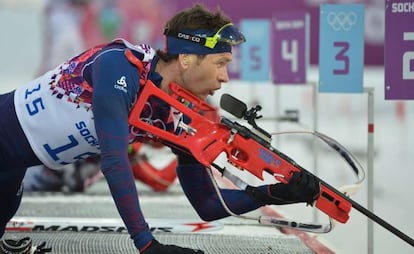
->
[24,84,45,116]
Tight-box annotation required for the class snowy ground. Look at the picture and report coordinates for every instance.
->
[1,3,413,254]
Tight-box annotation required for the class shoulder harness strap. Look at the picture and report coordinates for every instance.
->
[125,49,147,87]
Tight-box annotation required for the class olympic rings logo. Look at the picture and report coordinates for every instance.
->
[327,11,357,31]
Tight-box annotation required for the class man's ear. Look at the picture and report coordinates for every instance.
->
[179,54,190,68]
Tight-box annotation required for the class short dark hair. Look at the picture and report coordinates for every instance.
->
[156,3,231,62]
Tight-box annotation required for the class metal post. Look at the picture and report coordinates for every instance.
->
[274,84,281,148]
[312,81,319,222]
[364,87,375,254]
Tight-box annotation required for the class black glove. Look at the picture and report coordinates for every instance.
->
[0,237,52,254]
[246,171,320,206]
[270,171,320,205]
[141,240,204,254]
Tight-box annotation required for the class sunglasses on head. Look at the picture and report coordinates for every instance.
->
[164,23,246,49]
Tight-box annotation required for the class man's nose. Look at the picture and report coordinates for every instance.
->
[219,67,229,83]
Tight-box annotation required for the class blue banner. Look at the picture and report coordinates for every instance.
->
[240,19,271,81]
[319,4,365,93]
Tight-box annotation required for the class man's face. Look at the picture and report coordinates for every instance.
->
[180,52,232,100]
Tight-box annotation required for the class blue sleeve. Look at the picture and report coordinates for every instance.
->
[177,163,263,221]
[89,49,153,250]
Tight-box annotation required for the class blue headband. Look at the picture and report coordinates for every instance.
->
[164,29,232,55]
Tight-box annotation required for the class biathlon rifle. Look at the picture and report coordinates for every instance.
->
[128,81,413,247]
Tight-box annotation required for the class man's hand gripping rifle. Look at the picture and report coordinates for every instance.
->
[128,81,414,246]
